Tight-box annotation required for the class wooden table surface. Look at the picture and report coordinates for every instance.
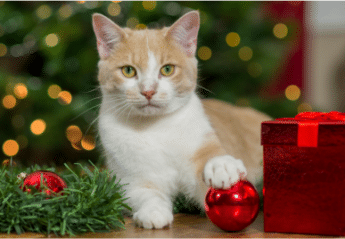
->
[0,212,335,238]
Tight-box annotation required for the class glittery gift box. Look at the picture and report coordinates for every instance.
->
[261,112,345,236]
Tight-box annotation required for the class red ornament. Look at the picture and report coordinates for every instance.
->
[205,180,259,231]
[21,170,67,196]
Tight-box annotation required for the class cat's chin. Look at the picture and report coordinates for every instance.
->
[134,104,165,116]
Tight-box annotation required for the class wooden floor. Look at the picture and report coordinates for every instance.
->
[0,212,335,238]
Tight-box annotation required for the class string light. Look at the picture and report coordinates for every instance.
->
[81,135,96,151]
[226,32,240,47]
[2,140,19,157]
[58,4,73,19]
[58,91,72,105]
[198,46,212,61]
[298,102,312,113]
[247,62,262,78]
[48,84,62,99]
[66,125,83,143]
[127,17,139,28]
[273,23,288,39]
[36,5,52,20]
[2,95,16,109]
[108,2,121,16]
[0,43,7,57]
[14,83,28,99]
[30,119,46,135]
[238,46,253,61]
[285,85,301,101]
[45,33,59,47]
[142,1,157,11]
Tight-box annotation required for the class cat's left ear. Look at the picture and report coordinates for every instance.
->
[92,13,126,59]
[166,10,200,57]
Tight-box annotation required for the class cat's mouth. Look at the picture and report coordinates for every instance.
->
[138,102,161,109]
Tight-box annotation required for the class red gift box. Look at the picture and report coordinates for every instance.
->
[261,111,345,236]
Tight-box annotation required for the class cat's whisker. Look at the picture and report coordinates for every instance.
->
[196,84,214,95]
[70,104,102,122]
[80,85,102,94]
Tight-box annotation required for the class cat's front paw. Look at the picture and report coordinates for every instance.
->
[203,155,247,189]
[133,206,173,229]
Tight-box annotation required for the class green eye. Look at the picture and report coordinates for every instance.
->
[160,65,175,76]
[122,66,136,78]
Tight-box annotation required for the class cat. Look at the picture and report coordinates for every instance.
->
[92,10,271,229]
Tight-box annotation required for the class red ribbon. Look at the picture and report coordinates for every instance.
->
[278,111,345,147]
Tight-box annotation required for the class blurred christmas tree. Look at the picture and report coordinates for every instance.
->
[0,1,302,166]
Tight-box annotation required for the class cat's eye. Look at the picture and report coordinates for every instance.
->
[160,65,175,77]
[122,66,136,78]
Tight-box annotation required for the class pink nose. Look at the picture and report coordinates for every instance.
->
[141,90,156,100]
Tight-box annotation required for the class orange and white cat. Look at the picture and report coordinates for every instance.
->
[92,10,270,229]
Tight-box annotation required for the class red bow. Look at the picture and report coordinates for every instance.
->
[278,111,345,147]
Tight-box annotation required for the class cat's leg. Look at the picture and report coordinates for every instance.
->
[126,181,175,229]
[189,133,247,209]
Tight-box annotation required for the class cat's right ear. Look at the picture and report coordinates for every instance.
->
[92,13,126,59]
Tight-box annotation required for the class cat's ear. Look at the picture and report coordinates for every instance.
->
[166,11,200,57]
[92,13,126,59]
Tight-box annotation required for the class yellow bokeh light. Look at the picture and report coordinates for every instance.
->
[298,102,313,113]
[127,17,139,28]
[247,62,262,78]
[273,23,288,39]
[36,5,52,20]
[108,2,121,16]
[0,43,7,57]
[81,135,96,151]
[285,85,301,101]
[142,1,156,11]
[45,34,59,47]
[48,84,62,99]
[71,142,83,151]
[239,46,253,61]
[135,24,147,30]
[58,4,73,19]
[226,32,240,47]
[2,95,16,109]
[14,83,28,99]
[66,125,83,143]
[78,1,85,4]
[30,119,46,135]
[198,46,212,61]
[2,140,19,157]
[58,91,72,105]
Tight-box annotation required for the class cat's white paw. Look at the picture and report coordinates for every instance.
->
[133,206,173,229]
[203,155,247,189]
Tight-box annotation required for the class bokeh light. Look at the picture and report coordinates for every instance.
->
[0,43,7,57]
[226,32,240,47]
[285,85,301,101]
[273,23,288,39]
[127,17,139,28]
[2,140,19,156]
[66,125,83,143]
[36,5,52,20]
[30,119,46,135]
[298,102,313,113]
[247,62,262,78]
[58,91,72,105]
[198,46,212,61]
[135,24,147,30]
[48,84,62,99]
[14,83,28,99]
[58,4,73,19]
[45,33,59,47]
[108,2,121,16]
[2,95,16,109]
[142,1,157,11]
[239,46,253,61]
[81,135,96,151]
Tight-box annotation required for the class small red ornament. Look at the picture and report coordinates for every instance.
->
[21,170,67,196]
[205,180,260,231]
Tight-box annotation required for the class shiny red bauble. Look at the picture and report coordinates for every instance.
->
[205,180,260,231]
[21,170,67,196]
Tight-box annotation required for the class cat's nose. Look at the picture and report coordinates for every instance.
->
[141,90,156,100]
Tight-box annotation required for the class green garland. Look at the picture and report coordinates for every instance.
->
[0,160,130,236]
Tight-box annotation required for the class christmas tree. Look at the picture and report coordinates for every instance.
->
[0,1,302,166]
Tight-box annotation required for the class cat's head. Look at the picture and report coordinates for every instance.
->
[92,11,200,116]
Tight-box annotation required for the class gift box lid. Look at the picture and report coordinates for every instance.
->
[261,111,345,147]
